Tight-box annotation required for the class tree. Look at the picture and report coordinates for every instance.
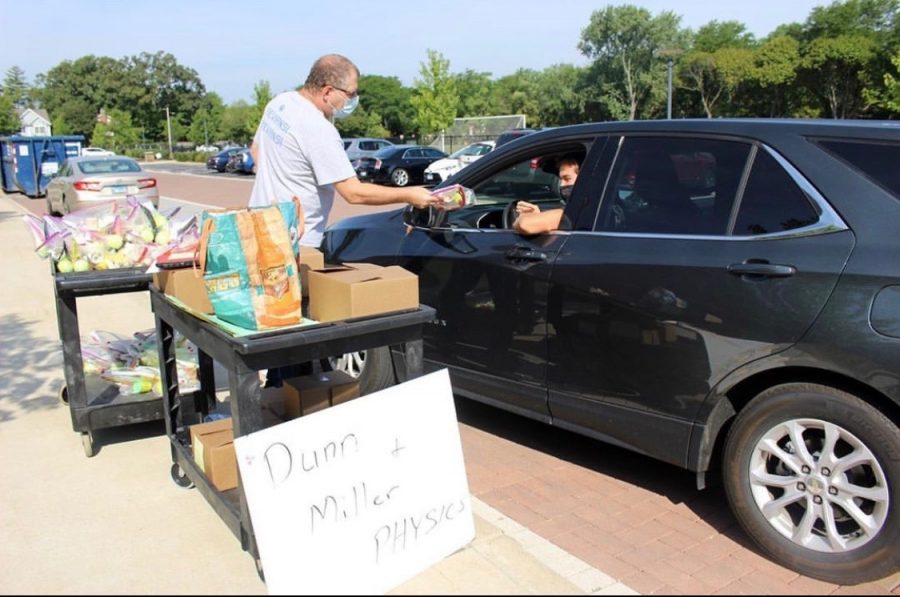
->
[693,20,756,52]
[90,108,140,149]
[356,75,415,137]
[119,51,206,140]
[679,52,726,117]
[3,66,30,107]
[0,94,18,134]
[453,70,495,117]
[335,105,390,138]
[801,34,876,117]
[880,52,900,111]
[490,69,543,123]
[221,100,254,144]
[249,80,272,134]
[533,64,586,126]
[578,5,688,120]
[34,56,128,137]
[749,35,802,116]
[188,92,226,146]
[410,49,459,137]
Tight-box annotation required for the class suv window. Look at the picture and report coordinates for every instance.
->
[816,139,900,200]
[343,141,351,150]
[597,137,821,237]
[359,141,377,151]
[732,149,819,236]
[598,136,751,235]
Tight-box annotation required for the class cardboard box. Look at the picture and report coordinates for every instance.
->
[283,370,361,419]
[308,263,418,323]
[153,268,214,314]
[298,246,324,298]
[189,418,238,492]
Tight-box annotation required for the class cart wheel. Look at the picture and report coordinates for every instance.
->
[59,385,69,405]
[255,558,266,581]
[81,431,95,458]
[170,463,194,489]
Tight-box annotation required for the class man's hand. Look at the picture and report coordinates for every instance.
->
[516,200,541,215]
[406,186,440,210]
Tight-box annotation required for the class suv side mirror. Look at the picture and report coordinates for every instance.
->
[402,205,448,229]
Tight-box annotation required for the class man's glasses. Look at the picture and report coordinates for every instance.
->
[329,84,358,99]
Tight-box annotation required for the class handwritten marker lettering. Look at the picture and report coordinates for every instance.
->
[309,482,400,533]
[263,433,359,487]
[373,499,467,564]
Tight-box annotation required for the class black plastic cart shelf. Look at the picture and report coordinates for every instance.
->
[53,267,164,457]
[150,287,435,567]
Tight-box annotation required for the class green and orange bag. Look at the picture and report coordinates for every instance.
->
[198,201,304,330]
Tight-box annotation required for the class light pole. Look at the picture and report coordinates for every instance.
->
[667,58,674,120]
[164,105,174,159]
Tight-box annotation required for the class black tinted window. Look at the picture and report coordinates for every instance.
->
[597,136,751,235]
[359,141,377,151]
[733,150,819,236]
[816,139,900,200]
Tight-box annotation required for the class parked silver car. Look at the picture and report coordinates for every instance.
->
[343,137,394,162]
[46,156,159,215]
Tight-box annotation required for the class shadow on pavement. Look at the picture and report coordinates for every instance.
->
[0,313,65,423]
[453,395,764,553]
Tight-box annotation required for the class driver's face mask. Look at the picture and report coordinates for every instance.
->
[559,185,574,201]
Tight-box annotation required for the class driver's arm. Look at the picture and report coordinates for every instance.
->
[513,208,564,235]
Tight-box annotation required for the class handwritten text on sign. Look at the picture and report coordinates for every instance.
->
[234,369,475,595]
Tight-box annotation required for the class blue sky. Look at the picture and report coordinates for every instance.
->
[2,0,826,104]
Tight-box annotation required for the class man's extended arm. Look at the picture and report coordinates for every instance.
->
[334,176,436,209]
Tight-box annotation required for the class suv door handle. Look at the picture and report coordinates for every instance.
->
[728,260,796,278]
[505,246,548,262]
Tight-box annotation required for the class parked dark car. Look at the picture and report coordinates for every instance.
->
[494,128,541,148]
[354,145,448,187]
[224,147,254,174]
[323,119,900,584]
[206,146,244,172]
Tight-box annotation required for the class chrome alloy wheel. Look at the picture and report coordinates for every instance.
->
[329,350,366,379]
[748,418,890,553]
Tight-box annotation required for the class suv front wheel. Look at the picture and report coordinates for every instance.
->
[723,383,899,584]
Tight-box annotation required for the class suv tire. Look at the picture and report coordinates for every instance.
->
[329,346,397,396]
[723,383,899,584]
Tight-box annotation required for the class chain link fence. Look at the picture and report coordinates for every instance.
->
[423,115,526,153]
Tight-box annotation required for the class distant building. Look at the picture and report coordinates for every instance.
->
[18,108,52,136]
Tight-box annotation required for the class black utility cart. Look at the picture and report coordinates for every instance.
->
[53,267,165,457]
[150,287,434,571]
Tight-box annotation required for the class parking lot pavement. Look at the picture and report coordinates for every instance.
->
[456,398,900,595]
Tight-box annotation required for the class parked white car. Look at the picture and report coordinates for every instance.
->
[424,141,495,185]
[81,146,115,157]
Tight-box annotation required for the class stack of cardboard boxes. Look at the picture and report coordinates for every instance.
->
[187,371,361,492]
[153,247,419,323]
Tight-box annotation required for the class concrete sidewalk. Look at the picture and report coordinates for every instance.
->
[0,193,626,595]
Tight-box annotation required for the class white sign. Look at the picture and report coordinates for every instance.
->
[235,369,475,595]
[41,162,59,176]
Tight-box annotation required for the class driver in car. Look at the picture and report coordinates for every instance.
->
[512,157,579,235]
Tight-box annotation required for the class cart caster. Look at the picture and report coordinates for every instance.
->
[170,463,194,489]
[81,431,94,458]
[59,385,69,405]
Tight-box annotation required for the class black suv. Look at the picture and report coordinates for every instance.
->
[494,128,541,147]
[323,119,900,584]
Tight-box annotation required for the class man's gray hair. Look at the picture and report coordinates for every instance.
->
[303,54,359,91]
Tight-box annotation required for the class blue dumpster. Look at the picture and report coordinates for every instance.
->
[0,135,84,198]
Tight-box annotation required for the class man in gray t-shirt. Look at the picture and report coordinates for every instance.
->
[249,54,435,248]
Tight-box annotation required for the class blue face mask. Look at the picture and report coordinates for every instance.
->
[333,94,358,120]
